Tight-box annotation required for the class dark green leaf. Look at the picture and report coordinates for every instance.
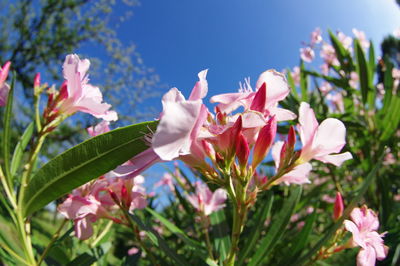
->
[238,191,273,266]
[22,121,157,217]
[129,213,188,265]
[210,209,231,262]
[10,122,34,177]
[66,253,96,266]
[354,39,370,105]
[328,30,352,71]
[248,186,302,266]
[300,62,308,102]
[286,69,299,100]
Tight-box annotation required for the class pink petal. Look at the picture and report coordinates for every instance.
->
[344,220,366,249]
[189,69,208,100]
[271,141,285,168]
[315,152,353,166]
[312,118,347,156]
[87,121,110,137]
[298,102,319,148]
[255,70,291,105]
[269,106,297,121]
[113,149,161,178]
[152,100,202,160]
[357,246,376,266]
[75,217,94,240]
[276,163,312,185]
[205,188,227,216]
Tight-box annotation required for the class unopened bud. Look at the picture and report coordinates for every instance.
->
[333,192,344,220]
[58,82,68,100]
[250,82,267,112]
[0,61,11,85]
[287,126,296,150]
[252,116,277,168]
[34,73,41,89]
[108,189,120,205]
[236,132,250,169]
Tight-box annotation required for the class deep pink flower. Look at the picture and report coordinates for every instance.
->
[271,141,312,185]
[297,102,352,166]
[60,54,117,121]
[187,182,227,216]
[344,206,388,266]
[300,47,315,63]
[0,61,11,106]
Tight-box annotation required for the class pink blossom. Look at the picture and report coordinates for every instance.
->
[154,172,175,192]
[319,81,333,94]
[320,63,330,76]
[60,54,117,121]
[349,71,359,89]
[297,102,352,166]
[393,28,400,38]
[87,121,110,137]
[344,206,388,266]
[300,47,315,63]
[210,70,296,121]
[0,61,11,106]
[271,141,312,185]
[187,182,227,216]
[320,43,339,66]
[326,92,344,113]
[310,28,322,46]
[353,29,370,50]
[337,31,353,51]
[290,66,301,86]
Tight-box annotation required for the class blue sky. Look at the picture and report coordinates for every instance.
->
[89,0,400,197]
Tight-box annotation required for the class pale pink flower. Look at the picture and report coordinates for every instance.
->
[210,70,296,121]
[107,177,147,213]
[344,206,388,266]
[337,31,353,51]
[297,102,352,166]
[349,71,359,89]
[310,28,322,46]
[352,29,370,50]
[0,61,11,106]
[300,47,315,63]
[322,194,336,203]
[187,182,227,216]
[154,172,175,192]
[87,120,110,137]
[320,43,339,66]
[60,54,117,121]
[319,81,333,94]
[326,92,344,113]
[290,66,301,86]
[320,63,330,76]
[271,141,312,185]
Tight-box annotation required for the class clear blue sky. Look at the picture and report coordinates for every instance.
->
[90,0,400,198]
[115,0,399,106]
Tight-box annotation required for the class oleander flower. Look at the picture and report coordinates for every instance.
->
[0,61,11,106]
[187,182,227,216]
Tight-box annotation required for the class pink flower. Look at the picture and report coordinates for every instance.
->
[319,81,333,94]
[337,31,353,51]
[290,66,301,86]
[60,54,117,121]
[187,182,227,216]
[344,206,388,266]
[297,102,352,166]
[210,70,296,121]
[154,172,175,192]
[320,63,330,76]
[393,28,400,38]
[58,195,102,240]
[87,121,110,137]
[310,28,323,46]
[300,47,315,63]
[320,43,339,66]
[0,61,11,106]
[326,92,344,113]
[353,29,370,50]
[349,71,359,89]
[271,141,312,185]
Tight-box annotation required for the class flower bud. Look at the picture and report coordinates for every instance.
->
[333,192,344,220]
[287,126,296,150]
[0,61,11,85]
[108,189,120,205]
[34,73,41,89]
[236,132,250,169]
[250,82,266,113]
[252,116,277,168]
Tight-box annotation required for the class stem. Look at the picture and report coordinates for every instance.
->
[0,166,17,209]
[16,211,36,265]
[90,220,113,248]
[37,219,67,266]
[201,214,214,260]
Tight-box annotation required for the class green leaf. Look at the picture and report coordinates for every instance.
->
[2,72,15,182]
[129,213,188,265]
[286,69,299,100]
[328,30,352,71]
[294,155,383,265]
[299,62,308,102]
[10,122,34,177]
[22,121,157,217]
[380,96,400,141]
[278,206,318,265]
[173,185,192,214]
[248,186,302,266]
[354,39,370,105]
[66,253,96,266]
[210,209,231,262]
[368,41,376,88]
[238,191,274,266]
[145,207,207,256]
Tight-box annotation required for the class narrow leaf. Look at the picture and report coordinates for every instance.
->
[248,186,302,266]
[22,121,157,217]
[238,191,273,266]
[2,73,15,182]
[210,209,231,262]
[354,39,370,105]
[129,213,188,265]
[66,253,96,266]
[10,122,34,177]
